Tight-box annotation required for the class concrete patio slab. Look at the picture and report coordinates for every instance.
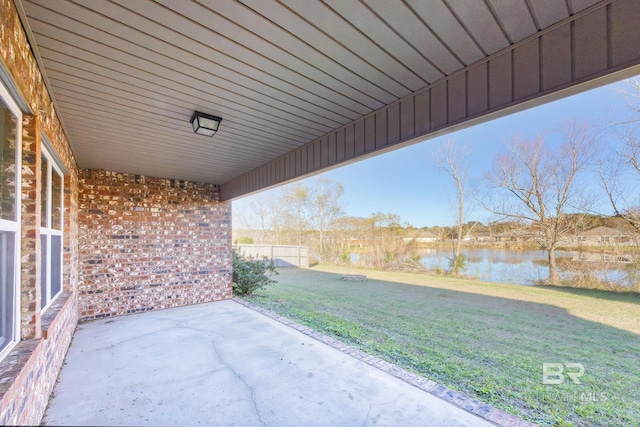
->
[44,300,495,426]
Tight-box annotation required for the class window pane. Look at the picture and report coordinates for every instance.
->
[0,102,17,221]
[51,235,62,298]
[40,234,47,309]
[41,156,48,227]
[52,170,62,230]
[0,231,15,352]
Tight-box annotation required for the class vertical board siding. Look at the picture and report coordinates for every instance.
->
[354,119,365,155]
[320,137,329,168]
[375,110,387,148]
[221,1,640,200]
[467,63,488,116]
[387,102,400,144]
[271,158,277,185]
[610,0,640,67]
[300,145,308,175]
[295,148,302,176]
[574,8,608,79]
[447,73,467,123]
[277,157,284,182]
[513,39,540,99]
[336,129,345,162]
[489,51,512,108]
[415,90,430,134]
[313,140,321,171]
[430,82,447,129]
[328,132,337,166]
[288,151,295,179]
[345,124,355,160]
[400,97,414,140]
[542,26,572,90]
[364,115,375,152]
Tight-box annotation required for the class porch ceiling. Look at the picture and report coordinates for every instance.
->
[15,0,611,189]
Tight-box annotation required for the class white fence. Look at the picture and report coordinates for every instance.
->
[234,244,309,268]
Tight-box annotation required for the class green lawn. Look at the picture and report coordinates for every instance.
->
[246,265,640,427]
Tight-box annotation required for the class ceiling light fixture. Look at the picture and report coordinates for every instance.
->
[190,111,222,136]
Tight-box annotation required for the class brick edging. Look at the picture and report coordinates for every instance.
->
[233,298,536,427]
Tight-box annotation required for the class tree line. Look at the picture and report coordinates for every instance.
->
[234,176,419,267]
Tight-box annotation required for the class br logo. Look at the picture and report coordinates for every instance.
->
[542,363,585,384]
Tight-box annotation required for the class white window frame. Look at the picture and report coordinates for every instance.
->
[40,145,64,312]
[0,79,22,362]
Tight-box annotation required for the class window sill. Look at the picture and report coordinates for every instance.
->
[0,292,72,400]
[0,338,41,400]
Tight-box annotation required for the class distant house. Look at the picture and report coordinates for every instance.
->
[404,231,439,243]
[471,232,492,242]
[494,231,518,242]
[571,252,633,263]
[572,226,633,246]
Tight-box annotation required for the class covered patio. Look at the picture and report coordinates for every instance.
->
[44,299,497,426]
[1,0,640,425]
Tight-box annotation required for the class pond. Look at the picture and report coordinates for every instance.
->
[418,248,630,286]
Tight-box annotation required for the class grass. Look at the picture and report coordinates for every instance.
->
[246,265,640,427]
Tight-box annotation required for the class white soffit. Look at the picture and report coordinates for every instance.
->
[18,0,610,185]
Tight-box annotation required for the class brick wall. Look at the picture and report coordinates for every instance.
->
[1,0,233,424]
[0,0,80,424]
[0,294,77,425]
[78,169,232,321]
[20,115,42,339]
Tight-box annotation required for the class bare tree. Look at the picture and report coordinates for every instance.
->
[429,225,449,242]
[484,123,595,285]
[595,79,640,292]
[598,77,640,232]
[233,189,284,244]
[309,176,344,261]
[235,176,345,259]
[279,182,312,246]
[332,216,367,253]
[247,192,275,243]
[434,139,473,274]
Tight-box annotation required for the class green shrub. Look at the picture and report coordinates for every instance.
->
[232,251,278,296]
[448,253,467,273]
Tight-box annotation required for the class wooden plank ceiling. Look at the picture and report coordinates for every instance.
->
[19,0,604,188]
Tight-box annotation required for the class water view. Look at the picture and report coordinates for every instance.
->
[418,248,629,286]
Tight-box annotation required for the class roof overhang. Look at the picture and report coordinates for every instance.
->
[14,0,640,200]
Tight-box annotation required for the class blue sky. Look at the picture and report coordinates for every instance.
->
[234,77,636,228]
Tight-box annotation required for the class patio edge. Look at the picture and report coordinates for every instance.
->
[233,297,536,427]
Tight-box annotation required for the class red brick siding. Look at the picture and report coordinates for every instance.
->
[20,115,41,339]
[1,0,81,335]
[0,293,77,425]
[1,0,232,424]
[0,0,77,172]
[78,169,232,321]
[0,0,80,424]
[64,173,79,296]
[0,111,81,426]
